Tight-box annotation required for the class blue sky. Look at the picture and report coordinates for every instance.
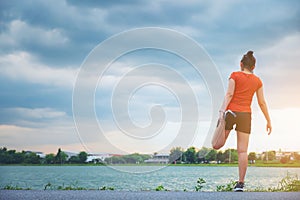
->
[0,0,299,154]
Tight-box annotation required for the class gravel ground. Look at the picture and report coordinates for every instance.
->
[1,190,300,200]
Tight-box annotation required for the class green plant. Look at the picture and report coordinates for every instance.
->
[155,185,168,191]
[55,181,87,190]
[276,172,300,192]
[59,185,86,190]
[216,180,236,192]
[44,182,52,190]
[195,178,206,191]
[3,184,31,190]
[99,186,115,190]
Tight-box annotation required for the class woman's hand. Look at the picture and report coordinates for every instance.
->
[219,110,225,119]
[266,121,272,135]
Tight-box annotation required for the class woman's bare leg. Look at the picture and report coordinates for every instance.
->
[237,131,250,183]
[225,130,231,140]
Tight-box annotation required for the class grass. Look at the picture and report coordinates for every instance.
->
[155,185,169,191]
[248,172,300,192]
[249,160,300,168]
[168,160,300,168]
[2,185,31,190]
[274,172,300,191]
[41,181,115,191]
[216,180,236,192]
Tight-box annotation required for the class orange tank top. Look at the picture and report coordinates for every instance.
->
[226,71,263,113]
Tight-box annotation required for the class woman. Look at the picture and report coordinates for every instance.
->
[219,51,272,192]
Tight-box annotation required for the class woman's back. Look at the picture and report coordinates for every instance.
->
[227,71,262,112]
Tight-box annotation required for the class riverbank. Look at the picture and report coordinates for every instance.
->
[1,160,300,168]
[170,160,300,168]
[1,190,300,200]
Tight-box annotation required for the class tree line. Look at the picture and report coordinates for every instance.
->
[169,147,239,164]
[0,147,88,165]
[104,153,151,164]
[169,147,300,164]
[1,146,299,165]
[0,147,151,165]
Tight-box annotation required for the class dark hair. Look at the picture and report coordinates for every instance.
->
[241,51,256,71]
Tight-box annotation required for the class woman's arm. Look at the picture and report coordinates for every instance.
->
[219,78,235,117]
[256,87,272,135]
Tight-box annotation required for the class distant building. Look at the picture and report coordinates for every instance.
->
[275,150,299,160]
[64,151,78,158]
[86,153,111,163]
[260,150,300,161]
[144,153,169,164]
[25,151,46,158]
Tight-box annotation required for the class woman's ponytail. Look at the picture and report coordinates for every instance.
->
[241,50,256,72]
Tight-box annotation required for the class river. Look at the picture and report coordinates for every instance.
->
[1,166,300,191]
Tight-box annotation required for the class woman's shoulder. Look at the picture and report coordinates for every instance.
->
[229,71,243,78]
[252,73,262,80]
[230,71,240,76]
[252,74,263,86]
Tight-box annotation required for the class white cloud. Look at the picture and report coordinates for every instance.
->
[0,124,80,154]
[0,107,73,129]
[0,20,69,48]
[0,51,78,88]
[5,107,67,119]
[257,33,300,108]
[1,0,299,154]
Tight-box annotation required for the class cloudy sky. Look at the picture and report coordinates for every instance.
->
[0,0,299,154]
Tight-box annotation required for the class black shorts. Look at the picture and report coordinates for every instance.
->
[225,111,252,134]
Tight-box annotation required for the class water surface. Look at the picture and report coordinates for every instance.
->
[1,166,299,191]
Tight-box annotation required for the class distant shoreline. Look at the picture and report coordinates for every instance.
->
[1,162,300,168]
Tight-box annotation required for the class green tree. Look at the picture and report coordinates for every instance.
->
[0,148,25,164]
[69,155,81,164]
[123,153,139,164]
[140,154,151,162]
[216,151,226,163]
[122,153,150,164]
[14,152,25,164]
[7,150,17,164]
[24,152,40,164]
[78,151,88,163]
[0,147,11,164]
[223,149,238,163]
[45,153,55,164]
[264,151,276,161]
[105,156,126,164]
[280,156,290,164]
[184,147,197,164]
[248,152,256,160]
[248,152,256,163]
[169,147,184,164]
[55,148,68,164]
[0,147,7,152]
[205,149,217,162]
[197,147,210,163]
[294,153,300,161]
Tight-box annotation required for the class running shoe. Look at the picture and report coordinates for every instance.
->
[234,181,244,192]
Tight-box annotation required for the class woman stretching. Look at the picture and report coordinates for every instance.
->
[219,51,272,192]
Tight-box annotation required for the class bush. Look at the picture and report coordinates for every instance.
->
[155,185,168,191]
[195,178,206,191]
[277,172,300,191]
[280,156,290,164]
[216,180,236,192]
